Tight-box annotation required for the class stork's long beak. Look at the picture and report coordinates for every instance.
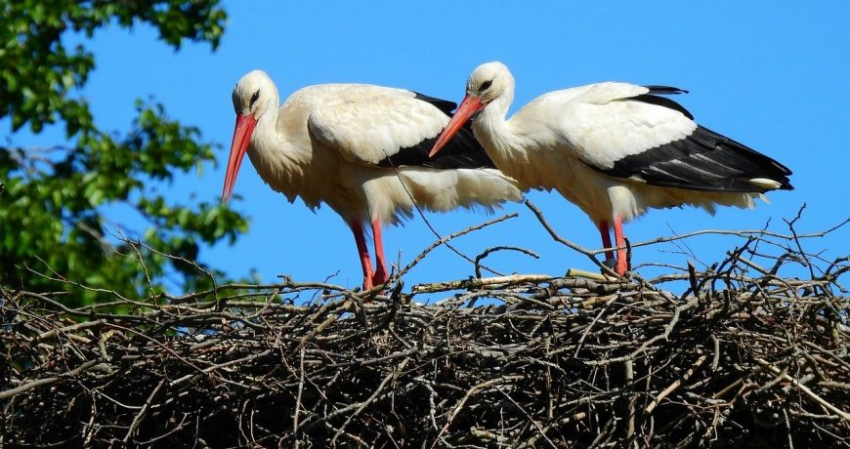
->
[429,94,484,157]
[222,113,258,203]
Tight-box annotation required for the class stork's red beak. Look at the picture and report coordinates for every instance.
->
[429,95,484,157]
[222,113,258,203]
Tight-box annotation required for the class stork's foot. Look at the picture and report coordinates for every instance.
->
[360,270,389,291]
[614,256,629,277]
[371,269,388,288]
[600,257,628,277]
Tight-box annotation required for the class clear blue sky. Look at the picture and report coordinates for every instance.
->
[11,2,850,292]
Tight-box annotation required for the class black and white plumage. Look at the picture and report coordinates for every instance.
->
[430,61,792,276]
[223,70,522,289]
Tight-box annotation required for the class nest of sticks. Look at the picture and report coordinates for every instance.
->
[2,205,849,448]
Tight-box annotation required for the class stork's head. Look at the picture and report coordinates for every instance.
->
[231,70,276,120]
[223,70,277,203]
[465,61,513,107]
[429,61,514,157]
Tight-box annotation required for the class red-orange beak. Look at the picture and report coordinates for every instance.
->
[429,94,484,157]
[222,113,258,203]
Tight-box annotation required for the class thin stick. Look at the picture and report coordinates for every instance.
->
[123,379,167,443]
[397,213,518,280]
[756,358,850,423]
[645,354,708,413]
[411,274,555,294]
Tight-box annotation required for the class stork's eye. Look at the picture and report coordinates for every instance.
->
[250,90,260,107]
[479,80,493,92]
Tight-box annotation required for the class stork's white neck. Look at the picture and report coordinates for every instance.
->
[250,99,283,156]
[472,87,518,159]
[245,94,311,201]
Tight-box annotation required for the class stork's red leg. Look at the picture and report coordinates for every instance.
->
[350,221,375,289]
[370,217,389,286]
[598,219,615,262]
[612,215,629,276]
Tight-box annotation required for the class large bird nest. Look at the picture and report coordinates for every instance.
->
[1,204,849,448]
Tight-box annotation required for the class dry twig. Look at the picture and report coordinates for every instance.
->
[2,207,848,448]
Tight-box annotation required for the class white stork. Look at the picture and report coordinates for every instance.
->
[430,62,793,276]
[223,70,522,289]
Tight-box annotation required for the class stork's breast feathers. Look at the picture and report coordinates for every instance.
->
[307,94,448,165]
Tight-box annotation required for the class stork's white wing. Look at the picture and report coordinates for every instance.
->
[308,91,449,165]
[522,82,698,170]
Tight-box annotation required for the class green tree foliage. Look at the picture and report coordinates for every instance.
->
[0,0,249,305]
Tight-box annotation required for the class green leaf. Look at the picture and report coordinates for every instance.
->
[0,0,248,308]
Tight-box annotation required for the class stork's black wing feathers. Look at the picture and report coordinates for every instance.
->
[594,87,793,192]
[592,125,793,192]
[411,92,457,116]
[632,86,695,120]
[375,93,496,170]
[643,86,689,96]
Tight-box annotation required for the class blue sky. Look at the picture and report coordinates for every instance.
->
[10,2,850,292]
